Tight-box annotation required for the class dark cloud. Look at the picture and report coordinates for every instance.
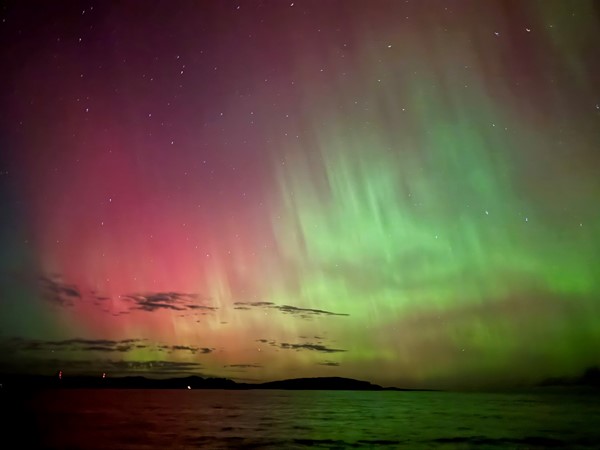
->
[4,337,145,353]
[85,345,132,353]
[234,301,274,307]
[3,338,213,356]
[224,363,262,368]
[92,295,111,307]
[318,361,341,367]
[122,291,217,313]
[170,345,213,354]
[187,305,218,311]
[279,343,346,353]
[123,292,192,311]
[171,345,198,353]
[277,304,349,317]
[258,338,346,353]
[37,278,221,316]
[234,301,348,318]
[39,275,81,306]
[155,344,214,354]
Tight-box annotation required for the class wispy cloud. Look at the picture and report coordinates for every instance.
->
[91,291,110,303]
[224,363,262,369]
[121,292,218,313]
[277,305,349,317]
[280,343,346,353]
[3,337,214,356]
[234,301,348,318]
[257,338,346,353]
[39,275,81,306]
[5,337,144,353]
[170,345,214,354]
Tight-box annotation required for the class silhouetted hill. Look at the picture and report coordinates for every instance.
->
[538,366,600,387]
[258,377,384,390]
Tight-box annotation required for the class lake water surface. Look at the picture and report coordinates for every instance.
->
[3,389,599,449]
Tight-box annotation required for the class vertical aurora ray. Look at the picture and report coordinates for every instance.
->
[265,0,600,384]
[0,0,599,387]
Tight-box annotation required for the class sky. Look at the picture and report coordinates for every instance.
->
[0,0,599,389]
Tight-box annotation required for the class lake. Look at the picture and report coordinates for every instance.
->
[2,389,599,448]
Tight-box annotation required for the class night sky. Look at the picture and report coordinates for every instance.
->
[1,0,599,389]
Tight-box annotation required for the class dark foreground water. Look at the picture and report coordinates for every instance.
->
[2,389,599,449]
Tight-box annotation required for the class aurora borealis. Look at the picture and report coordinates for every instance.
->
[0,0,599,389]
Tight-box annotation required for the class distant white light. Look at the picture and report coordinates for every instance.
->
[187,385,191,390]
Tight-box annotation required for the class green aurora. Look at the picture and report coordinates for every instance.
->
[0,0,599,388]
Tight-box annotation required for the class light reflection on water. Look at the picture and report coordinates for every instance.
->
[4,389,600,449]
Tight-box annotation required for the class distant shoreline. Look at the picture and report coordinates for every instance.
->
[4,368,597,391]
[0,375,436,391]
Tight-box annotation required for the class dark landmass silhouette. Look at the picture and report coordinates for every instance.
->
[5,367,596,391]
[538,366,600,388]
[257,377,406,390]
[0,374,431,391]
